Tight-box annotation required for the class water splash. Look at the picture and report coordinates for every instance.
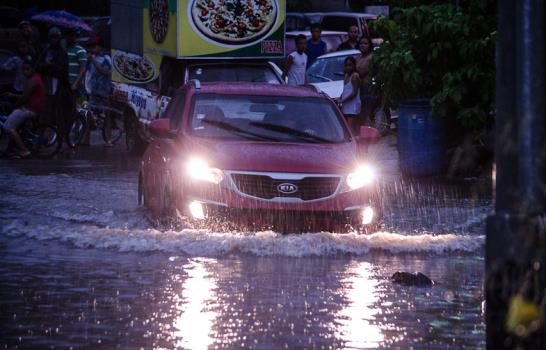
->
[1,219,484,257]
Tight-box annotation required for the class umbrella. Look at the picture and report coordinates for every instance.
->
[31,10,92,33]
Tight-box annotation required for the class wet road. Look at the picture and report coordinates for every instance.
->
[0,141,490,349]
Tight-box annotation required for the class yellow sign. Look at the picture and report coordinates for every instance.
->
[144,0,285,59]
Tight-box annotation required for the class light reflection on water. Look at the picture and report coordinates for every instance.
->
[336,262,384,349]
[0,159,488,349]
[174,258,217,350]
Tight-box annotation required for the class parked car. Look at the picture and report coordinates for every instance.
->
[307,49,360,98]
[140,81,383,233]
[112,59,284,153]
[310,12,383,46]
[285,30,348,56]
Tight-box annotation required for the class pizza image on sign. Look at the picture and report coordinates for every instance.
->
[113,51,156,83]
[190,0,278,46]
[149,0,169,43]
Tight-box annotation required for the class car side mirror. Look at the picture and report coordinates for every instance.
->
[149,118,176,139]
[358,126,381,144]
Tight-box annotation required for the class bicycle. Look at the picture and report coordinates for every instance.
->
[68,101,124,147]
[0,113,62,159]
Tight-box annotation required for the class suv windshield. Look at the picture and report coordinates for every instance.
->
[190,94,350,143]
[188,65,281,84]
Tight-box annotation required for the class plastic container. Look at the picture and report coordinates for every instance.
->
[397,99,445,176]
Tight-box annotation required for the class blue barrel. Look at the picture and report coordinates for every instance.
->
[397,99,445,176]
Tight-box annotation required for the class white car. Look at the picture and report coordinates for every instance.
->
[307,49,360,98]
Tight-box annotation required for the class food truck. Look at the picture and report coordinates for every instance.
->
[111,0,286,152]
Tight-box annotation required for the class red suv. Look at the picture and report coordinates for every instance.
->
[139,81,382,233]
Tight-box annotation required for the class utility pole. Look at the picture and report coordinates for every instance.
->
[486,0,545,349]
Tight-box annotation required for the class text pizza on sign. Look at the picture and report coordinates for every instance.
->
[261,40,283,54]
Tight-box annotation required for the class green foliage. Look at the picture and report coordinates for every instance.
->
[370,1,496,134]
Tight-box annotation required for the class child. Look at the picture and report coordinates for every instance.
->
[336,56,361,134]
[283,34,307,86]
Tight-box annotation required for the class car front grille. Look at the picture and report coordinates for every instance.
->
[230,173,340,201]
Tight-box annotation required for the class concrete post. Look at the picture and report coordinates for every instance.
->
[486,0,545,349]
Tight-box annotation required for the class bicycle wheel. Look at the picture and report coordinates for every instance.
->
[102,113,123,144]
[28,123,62,158]
[66,113,87,148]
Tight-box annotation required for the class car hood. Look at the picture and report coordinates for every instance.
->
[185,137,360,174]
[311,80,343,99]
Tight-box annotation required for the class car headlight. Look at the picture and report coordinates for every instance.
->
[186,157,224,184]
[346,164,376,189]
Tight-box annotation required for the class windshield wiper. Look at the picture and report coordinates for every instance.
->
[308,73,332,82]
[201,119,278,141]
[249,121,335,143]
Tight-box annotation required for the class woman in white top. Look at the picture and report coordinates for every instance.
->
[336,56,361,134]
[283,35,307,85]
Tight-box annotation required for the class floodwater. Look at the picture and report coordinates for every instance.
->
[0,141,490,349]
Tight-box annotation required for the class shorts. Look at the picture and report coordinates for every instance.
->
[3,108,37,130]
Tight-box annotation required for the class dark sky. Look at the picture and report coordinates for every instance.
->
[0,0,110,17]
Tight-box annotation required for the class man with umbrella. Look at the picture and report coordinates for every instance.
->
[32,11,91,142]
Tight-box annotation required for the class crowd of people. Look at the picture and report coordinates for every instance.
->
[0,21,112,158]
[282,23,376,134]
[1,20,376,159]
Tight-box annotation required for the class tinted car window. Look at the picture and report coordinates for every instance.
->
[190,94,349,143]
[321,16,358,33]
[188,65,281,84]
[286,15,310,31]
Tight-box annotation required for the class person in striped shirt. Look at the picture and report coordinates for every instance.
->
[65,29,87,94]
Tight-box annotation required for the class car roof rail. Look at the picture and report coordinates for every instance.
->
[188,79,201,89]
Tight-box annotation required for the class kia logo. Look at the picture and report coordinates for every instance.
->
[277,183,298,194]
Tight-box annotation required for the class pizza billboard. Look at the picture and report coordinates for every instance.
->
[144,0,286,59]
